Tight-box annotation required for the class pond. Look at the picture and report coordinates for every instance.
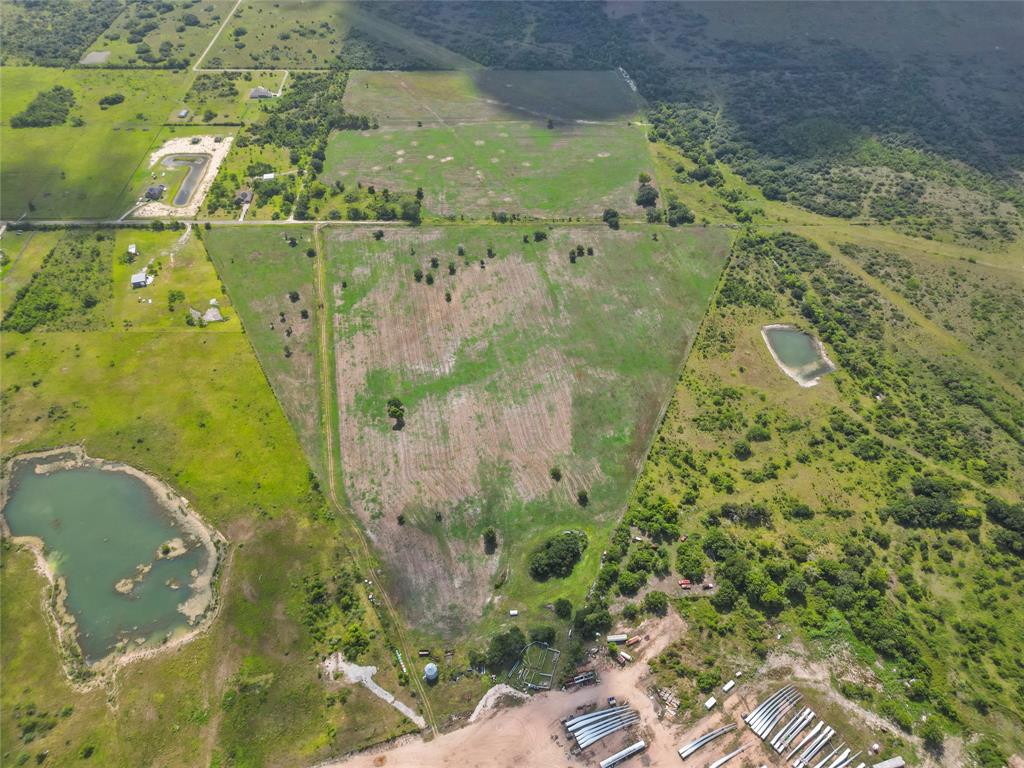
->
[762,324,836,387]
[1,449,220,667]
[163,154,210,206]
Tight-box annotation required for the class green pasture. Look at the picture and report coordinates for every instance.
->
[343,69,643,124]
[329,69,648,219]
[203,225,324,475]
[0,67,191,219]
[326,121,652,219]
[169,70,286,125]
[83,0,234,67]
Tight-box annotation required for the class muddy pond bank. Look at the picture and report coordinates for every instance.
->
[1,446,225,682]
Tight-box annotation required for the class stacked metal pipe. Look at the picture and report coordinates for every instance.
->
[771,708,815,753]
[565,706,640,750]
[678,724,737,759]
[599,740,647,768]
[786,721,825,760]
[708,745,749,768]
[792,724,836,768]
[746,686,802,740]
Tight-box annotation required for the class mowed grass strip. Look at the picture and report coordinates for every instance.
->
[320,224,730,632]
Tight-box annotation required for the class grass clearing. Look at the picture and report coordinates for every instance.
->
[344,70,643,124]
[318,224,729,632]
[204,225,324,475]
[327,121,651,219]
[329,70,649,219]
[0,67,191,219]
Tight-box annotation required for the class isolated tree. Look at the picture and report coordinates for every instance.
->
[483,527,498,554]
[550,466,562,482]
[554,598,572,620]
[387,397,405,429]
[577,490,589,507]
[638,172,651,184]
[602,209,620,230]
[306,247,315,258]
[635,184,659,208]
[372,229,384,240]
[414,268,424,282]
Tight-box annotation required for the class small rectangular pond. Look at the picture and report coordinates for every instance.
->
[762,324,836,387]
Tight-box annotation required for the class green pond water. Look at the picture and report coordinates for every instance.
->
[763,326,834,382]
[3,457,208,662]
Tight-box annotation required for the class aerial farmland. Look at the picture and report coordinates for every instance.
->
[1,2,1023,768]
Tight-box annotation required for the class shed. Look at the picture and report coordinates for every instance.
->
[607,633,628,644]
[704,696,717,710]
[178,108,189,119]
[424,662,438,683]
[128,243,137,256]
[722,679,736,693]
[130,269,149,289]
[508,609,519,617]
[249,86,274,99]
[873,759,905,768]
[261,172,275,180]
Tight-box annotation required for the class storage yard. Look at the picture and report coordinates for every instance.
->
[332,612,911,768]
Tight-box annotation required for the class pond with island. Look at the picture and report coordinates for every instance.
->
[1,449,219,666]
[762,324,836,387]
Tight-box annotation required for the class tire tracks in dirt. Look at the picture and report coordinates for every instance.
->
[312,224,439,737]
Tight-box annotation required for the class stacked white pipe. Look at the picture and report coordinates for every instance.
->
[679,724,737,759]
[565,705,641,751]
[772,708,815,753]
[745,686,802,740]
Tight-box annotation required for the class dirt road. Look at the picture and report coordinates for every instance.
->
[329,613,688,768]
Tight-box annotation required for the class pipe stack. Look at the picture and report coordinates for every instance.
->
[746,686,802,740]
[772,708,815,753]
[708,746,749,768]
[679,724,737,760]
[564,706,640,751]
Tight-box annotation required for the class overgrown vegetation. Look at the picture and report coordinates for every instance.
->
[1,0,122,66]
[2,231,112,332]
[10,86,76,128]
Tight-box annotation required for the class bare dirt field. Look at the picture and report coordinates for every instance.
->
[324,225,730,631]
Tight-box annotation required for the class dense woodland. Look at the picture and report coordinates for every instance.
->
[371,1,1023,243]
[1,0,122,66]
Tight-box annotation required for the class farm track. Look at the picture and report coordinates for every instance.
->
[312,224,440,737]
